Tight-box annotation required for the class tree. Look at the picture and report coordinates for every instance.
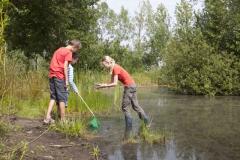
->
[161,0,240,95]
[5,0,99,63]
[0,0,10,100]
[97,3,133,46]
[133,0,151,56]
[143,4,170,67]
[175,0,194,41]
[115,7,133,47]
[197,0,240,56]
[97,2,140,70]
[0,0,10,64]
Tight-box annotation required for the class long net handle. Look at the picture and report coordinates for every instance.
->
[78,94,95,117]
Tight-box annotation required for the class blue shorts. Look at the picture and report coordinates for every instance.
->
[49,77,68,105]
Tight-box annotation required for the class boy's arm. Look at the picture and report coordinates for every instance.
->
[64,61,69,87]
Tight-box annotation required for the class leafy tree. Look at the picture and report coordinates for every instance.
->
[143,4,170,67]
[97,2,141,71]
[162,0,240,95]
[197,0,240,56]
[133,0,151,56]
[5,0,99,64]
[0,0,10,64]
[175,0,194,41]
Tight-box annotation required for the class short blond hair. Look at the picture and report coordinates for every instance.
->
[101,56,115,64]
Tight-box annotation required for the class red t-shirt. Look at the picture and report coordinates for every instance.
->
[49,47,72,79]
[112,64,135,86]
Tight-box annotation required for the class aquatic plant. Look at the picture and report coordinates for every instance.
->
[139,123,166,144]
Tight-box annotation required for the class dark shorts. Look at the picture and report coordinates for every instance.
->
[49,77,68,104]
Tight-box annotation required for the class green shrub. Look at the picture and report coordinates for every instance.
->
[162,31,240,96]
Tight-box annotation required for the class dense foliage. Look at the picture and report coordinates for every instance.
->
[162,0,240,95]
[2,0,240,95]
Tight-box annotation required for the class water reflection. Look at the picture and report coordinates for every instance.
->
[108,139,177,160]
[100,88,240,160]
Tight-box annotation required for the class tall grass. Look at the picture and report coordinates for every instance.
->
[1,69,159,119]
[0,51,49,117]
[1,69,49,118]
[67,71,120,115]
[0,54,159,119]
[15,93,49,118]
[132,70,160,86]
[67,92,112,114]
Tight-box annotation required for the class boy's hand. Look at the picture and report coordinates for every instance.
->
[65,80,69,87]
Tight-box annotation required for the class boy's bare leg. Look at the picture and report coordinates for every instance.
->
[46,99,55,119]
[59,101,65,121]
[57,104,61,119]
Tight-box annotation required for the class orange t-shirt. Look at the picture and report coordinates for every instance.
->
[49,47,72,79]
[112,64,135,86]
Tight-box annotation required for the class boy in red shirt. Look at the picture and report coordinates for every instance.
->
[96,56,150,130]
[44,40,81,124]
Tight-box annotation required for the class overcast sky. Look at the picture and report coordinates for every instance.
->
[101,0,203,23]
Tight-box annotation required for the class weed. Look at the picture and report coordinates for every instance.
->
[0,141,28,160]
[0,121,9,137]
[50,118,86,137]
[90,145,100,160]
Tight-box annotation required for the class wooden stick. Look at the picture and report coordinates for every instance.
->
[49,144,73,148]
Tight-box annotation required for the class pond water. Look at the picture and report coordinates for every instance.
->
[98,87,240,160]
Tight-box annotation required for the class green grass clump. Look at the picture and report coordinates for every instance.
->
[51,119,86,137]
[0,141,28,160]
[122,123,169,145]
[139,124,166,144]
[89,145,101,160]
[0,121,10,137]
[0,120,18,137]
[122,136,139,144]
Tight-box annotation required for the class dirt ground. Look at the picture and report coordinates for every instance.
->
[4,117,107,160]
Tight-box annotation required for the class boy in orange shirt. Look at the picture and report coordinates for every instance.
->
[44,40,81,124]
